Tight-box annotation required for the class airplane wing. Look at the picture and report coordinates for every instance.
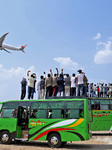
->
[2,48,11,53]
[0,33,9,46]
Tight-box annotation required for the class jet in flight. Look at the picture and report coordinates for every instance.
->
[0,32,27,53]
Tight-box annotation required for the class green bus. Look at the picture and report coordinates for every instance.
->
[0,98,91,147]
[88,98,112,132]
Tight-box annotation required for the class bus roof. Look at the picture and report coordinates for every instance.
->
[88,97,112,100]
[1,97,87,104]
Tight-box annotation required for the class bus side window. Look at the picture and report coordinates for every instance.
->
[100,104,109,110]
[12,109,17,118]
[37,110,47,118]
[110,104,112,110]
[48,110,52,118]
[94,104,100,110]
[68,109,80,119]
[52,109,63,119]
[30,109,37,118]
[79,109,84,118]
[61,109,64,118]
[66,110,70,119]
[91,104,95,110]
[96,104,100,110]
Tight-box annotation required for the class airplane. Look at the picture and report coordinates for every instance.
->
[0,32,27,53]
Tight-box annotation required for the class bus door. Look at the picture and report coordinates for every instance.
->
[16,106,30,139]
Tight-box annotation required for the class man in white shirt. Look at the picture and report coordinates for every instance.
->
[27,70,36,99]
[76,69,84,96]
[70,73,76,96]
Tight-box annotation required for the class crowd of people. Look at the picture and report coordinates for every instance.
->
[20,68,112,100]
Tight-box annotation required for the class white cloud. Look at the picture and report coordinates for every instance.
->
[27,66,35,73]
[0,65,36,80]
[94,40,112,64]
[0,65,35,102]
[53,57,82,71]
[93,33,101,40]
[0,65,26,80]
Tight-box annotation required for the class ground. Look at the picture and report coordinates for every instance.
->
[0,135,112,150]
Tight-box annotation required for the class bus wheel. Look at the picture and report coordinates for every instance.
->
[0,131,11,144]
[48,133,62,148]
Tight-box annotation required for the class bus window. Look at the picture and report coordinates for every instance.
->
[37,110,47,118]
[30,109,37,118]
[66,109,80,119]
[90,100,95,110]
[48,110,52,118]
[91,104,95,110]
[48,109,64,119]
[66,109,84,118]
[110,104,112,110]
[91,102,100,110]
[95,104,100,110]
[79,109,84,118]
[100,104,109,110]
[0,109,17,118]
[88,100,93,122]
[66,110,70,118]
[12,109,17,117]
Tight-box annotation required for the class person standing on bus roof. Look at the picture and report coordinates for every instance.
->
[45,69,53,98]
[83,74,88,97]
[96,83,100,97]
[70,73,76,96]
[52,68,59,97]
[109,83,112,98]
[20,77,27,100]
[103,83,108,98]
[27,70,36,99]
[37,80,40,99]
[57,69,65,97]
[76,69,84,96]
[64,74,71,96]
[40,75,45,99]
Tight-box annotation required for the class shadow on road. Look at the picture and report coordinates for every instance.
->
[8,141,112,149]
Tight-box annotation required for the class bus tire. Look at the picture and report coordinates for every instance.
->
[48,133,62,148]
[0,131,11,144]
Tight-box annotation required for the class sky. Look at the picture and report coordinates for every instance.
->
[0,0,112,102]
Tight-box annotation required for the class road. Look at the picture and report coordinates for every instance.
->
[0,135,112,150]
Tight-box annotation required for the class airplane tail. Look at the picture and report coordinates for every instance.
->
[19,44,27,53]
